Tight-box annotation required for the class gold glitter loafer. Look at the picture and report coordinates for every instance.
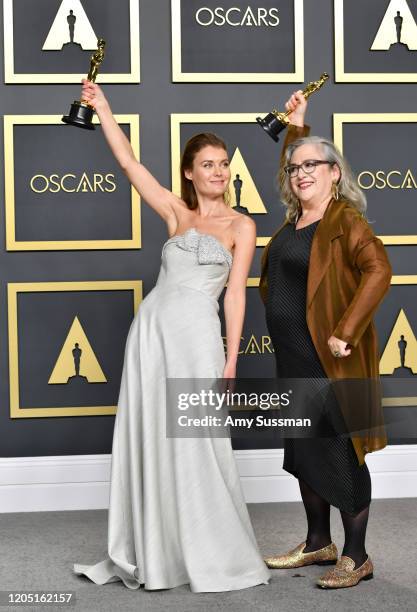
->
[316,555,374,588]
[264,541,338,569]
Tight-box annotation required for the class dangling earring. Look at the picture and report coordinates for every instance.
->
[331,181,340,201]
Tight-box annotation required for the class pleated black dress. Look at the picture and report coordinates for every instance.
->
[265,220,371,515]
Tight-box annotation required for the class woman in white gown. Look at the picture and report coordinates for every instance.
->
[73,79,271,592]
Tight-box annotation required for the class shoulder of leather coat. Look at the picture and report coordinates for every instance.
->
[328,199,382,253]
[318,197,367,241]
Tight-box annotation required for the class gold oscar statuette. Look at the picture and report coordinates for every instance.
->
[62,38,106,130]
[256,73,329,142]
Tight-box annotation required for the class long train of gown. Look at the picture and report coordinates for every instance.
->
[73,227,271,592]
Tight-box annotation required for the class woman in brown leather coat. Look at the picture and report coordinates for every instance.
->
[259,93,392,588]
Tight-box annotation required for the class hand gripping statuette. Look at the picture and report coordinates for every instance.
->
[62,39,106,130]
[256,73,329,142]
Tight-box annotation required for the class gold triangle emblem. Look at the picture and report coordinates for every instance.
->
[229,148,267,213]
[48,316,107,384]
[380,309,417,374]
[371,0,417,50]
[42,0,98,50]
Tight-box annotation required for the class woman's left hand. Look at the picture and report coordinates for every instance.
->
[328,335,352,358]
[221,360,236,394]
[223,360,236,379]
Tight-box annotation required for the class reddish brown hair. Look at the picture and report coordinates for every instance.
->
[180,133,228,210]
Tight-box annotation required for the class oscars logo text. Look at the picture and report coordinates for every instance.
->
[357,169,417,190]
[195,6,280,27]
[222,334,274,355]
[30,173,117,193]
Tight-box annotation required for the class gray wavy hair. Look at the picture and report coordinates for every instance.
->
[279,136,367,222]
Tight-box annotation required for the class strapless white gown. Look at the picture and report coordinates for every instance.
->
[73,227,270,592]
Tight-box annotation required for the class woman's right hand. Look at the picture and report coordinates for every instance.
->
[284,90,307,127]
[81,78,109,113]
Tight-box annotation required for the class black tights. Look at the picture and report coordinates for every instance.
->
[299,478,369,568]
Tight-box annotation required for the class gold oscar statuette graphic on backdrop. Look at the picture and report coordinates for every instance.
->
[62,38,106,130]
[256,72,329,142]
[379,309,417,375]
[371,0,417,51]
[229,148,267,214]
[48,316,107,384]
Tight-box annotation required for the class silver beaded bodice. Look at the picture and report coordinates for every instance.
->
[157,227,233,302]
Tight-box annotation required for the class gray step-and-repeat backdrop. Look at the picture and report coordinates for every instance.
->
[1,0,417,457]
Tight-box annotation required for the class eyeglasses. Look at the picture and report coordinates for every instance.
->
[284,159,332,178]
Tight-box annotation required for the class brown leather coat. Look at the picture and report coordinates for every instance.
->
[259,126,393,465]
